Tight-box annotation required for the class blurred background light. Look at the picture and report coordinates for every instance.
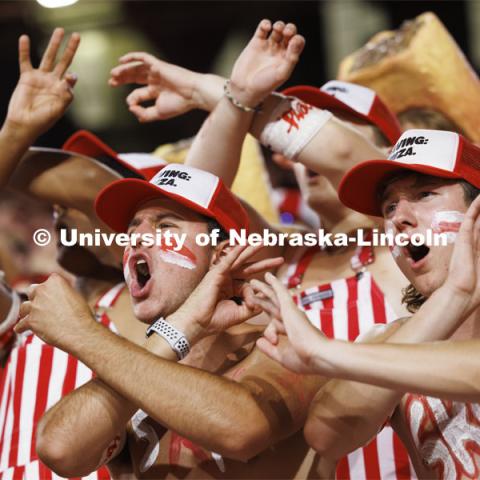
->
[36,0,78,9]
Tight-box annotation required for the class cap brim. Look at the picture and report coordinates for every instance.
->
[283,85,364,119]
[282,85,401,145]
[95,178,216,233]
[9,147,123,215]
[338,160,461,217]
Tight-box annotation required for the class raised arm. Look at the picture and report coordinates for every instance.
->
[183,20,304,187]
[110,35,383,189]
[0,28,79,187]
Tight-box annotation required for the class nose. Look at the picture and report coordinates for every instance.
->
[130,218,155,249]
[391,198,418,232]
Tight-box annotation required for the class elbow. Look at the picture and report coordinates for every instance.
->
[333,144,356,172]
[36,422,94,477]
[303,415,345,462]
[218,420,271,462]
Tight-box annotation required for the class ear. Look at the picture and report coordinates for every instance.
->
[209,239,232,268]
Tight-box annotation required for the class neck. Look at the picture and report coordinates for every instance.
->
[75,276,121,307]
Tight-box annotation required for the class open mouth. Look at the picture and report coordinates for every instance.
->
[135,258,151,288]
[127,254,153,298]
[404,242,430,265]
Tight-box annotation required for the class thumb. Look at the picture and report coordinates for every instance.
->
[14,316,30,334]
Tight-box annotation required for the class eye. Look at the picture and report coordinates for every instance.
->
[383,202,397,217]
[156,222,177,230]
[418,191,436,200]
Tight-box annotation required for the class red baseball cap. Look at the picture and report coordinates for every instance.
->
[63,130,166,180]
[95,164,249,234]
[282,80,402,145]
[338,129,480,216]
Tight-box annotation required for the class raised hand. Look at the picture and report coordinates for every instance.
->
[168,245,283,343]
[253,272,326,374]
[109,53,202,122]
[15,273,96,351]
[228,19,305,108]
[443,194,480,314]
[5,28,80,140]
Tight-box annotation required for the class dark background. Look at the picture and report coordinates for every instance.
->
[0,1,473,152]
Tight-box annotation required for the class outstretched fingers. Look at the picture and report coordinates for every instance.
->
[18,35,32,73]
[118,51,157,66]
[285,34,306,63]
[265,271,296,313]
[54,32,80,77]
[39,27,65,71]
[269,21,285,44]
[237,256,284,277]
[254,19,272,40]
[110,61,149,86]
[282,23,297,47]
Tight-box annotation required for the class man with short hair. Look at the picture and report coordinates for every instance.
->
[17,20,324,480]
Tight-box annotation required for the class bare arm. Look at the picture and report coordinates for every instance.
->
[0,28,79,187]
[314,338,480,402]
[36,378,135,477]
[110,43,384,190]
[26,246,283,474]
[185,20,304,188]
[254,195,480,459]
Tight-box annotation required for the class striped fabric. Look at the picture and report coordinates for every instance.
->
[0,284,124,480]
[285,249,415,480]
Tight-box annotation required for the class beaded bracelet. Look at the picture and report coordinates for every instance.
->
[223,80,262,113]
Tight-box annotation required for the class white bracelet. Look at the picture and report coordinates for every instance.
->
[146,318,190,360]
[260,95,332,159]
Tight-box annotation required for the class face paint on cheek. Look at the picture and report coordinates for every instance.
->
[431,210,464,244]
[385,220,403,259]
[156,239,197,270]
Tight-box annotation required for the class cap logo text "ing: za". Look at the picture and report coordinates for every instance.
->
[389,136,429,161]
[154,169,192,188]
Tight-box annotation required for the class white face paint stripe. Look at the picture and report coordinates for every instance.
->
[384,220,403,258]
[431,210,464,244]
[158,249,196,270]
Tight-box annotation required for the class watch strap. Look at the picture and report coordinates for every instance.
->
[146,318,190,360]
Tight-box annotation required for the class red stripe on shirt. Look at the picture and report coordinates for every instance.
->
[30,346,54,460]
[393,432,412,479]
[9,348,27,467]
[346,276,359,341]
[363,437,382,479]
